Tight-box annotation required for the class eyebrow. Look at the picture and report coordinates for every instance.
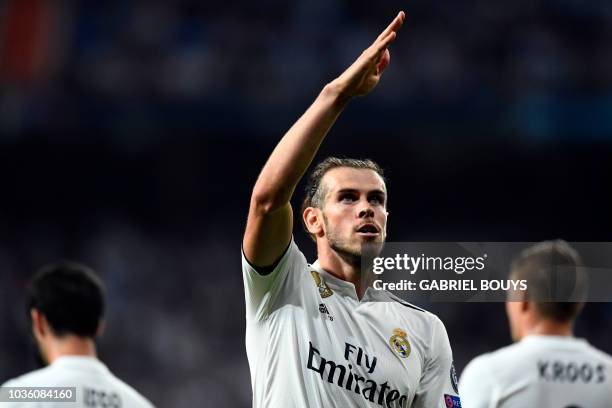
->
[336,188,386,196]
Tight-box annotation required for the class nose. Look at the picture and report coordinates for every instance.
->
[358,200,375,218]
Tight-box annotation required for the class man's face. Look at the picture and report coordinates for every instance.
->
[318,167,388,260]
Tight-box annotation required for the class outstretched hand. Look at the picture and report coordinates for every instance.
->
[331,11,405,98]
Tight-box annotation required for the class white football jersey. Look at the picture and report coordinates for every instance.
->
[459,335,612,408]
[242,240,460,408]
[1,356,154,408]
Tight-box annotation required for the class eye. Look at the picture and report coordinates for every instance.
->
[369,195,384,205]
[340,193,357,203]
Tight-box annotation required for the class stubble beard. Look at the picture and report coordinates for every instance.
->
[323,214,385,268]
[323,215,362,267]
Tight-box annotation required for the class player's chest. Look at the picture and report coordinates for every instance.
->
[300,291,425,398]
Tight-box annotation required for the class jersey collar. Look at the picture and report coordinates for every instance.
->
[310,260,360,300]
[521,334,587,346]
[51,356,110,373]
[310,260,391,303]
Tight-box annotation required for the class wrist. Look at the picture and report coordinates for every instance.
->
[322,81,354,108]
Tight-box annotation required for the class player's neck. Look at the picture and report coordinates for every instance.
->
[45,335,98,364]
[526,320,573,338]
[317,246,366,299]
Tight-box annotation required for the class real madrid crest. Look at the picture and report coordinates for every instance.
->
[389,328,411,358]
[311,271,333,298]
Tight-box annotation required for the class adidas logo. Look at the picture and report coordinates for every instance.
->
[318,303,334,321]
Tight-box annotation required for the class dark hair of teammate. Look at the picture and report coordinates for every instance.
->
[510,240,586,323]
[26,260,106,338]
[301,157,385,239]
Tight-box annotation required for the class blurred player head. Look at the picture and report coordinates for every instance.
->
[506,240,586,342]
[26,260,106,365]
[301,157,388,264]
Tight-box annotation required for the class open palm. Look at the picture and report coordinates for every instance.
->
[334,11,405,98]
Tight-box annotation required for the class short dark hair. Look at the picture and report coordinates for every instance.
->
[301,157,386,239]
[26,261,106,337]
[510,240,586,323]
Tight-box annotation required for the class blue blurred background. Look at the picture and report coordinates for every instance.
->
[1,0,611,406]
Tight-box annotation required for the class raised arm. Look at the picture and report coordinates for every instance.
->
[243,11,405,268]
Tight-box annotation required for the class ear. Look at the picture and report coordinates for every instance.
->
[303,207,324,237]
[520,300,530,313]
[31,308,46,338]
[95,320,106,338]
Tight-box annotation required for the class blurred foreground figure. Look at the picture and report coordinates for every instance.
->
[1,261,154,408]
[459,240,612,408]
[242,11,461,408]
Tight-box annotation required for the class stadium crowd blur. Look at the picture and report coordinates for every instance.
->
[1,1,611,406]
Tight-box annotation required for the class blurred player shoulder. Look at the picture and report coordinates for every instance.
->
[463,335,612,377]
[2,356,154,408]
[460,335,612,406]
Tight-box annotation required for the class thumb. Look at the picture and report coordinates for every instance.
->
[376,49,391,75]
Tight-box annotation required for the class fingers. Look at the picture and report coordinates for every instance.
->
[367,31,396,65]
[369,11,404,59]
[344,11,404,82]
[377,11,405,42]
[378,31,397,52]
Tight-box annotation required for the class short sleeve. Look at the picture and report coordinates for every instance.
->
[241,237,308,321]
[413,316,462,408]
[459,354,496,408]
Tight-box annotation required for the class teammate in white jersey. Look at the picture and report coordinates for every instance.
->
[459,240,612,408]
[242,11,461,408]
[1,261,154,408]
